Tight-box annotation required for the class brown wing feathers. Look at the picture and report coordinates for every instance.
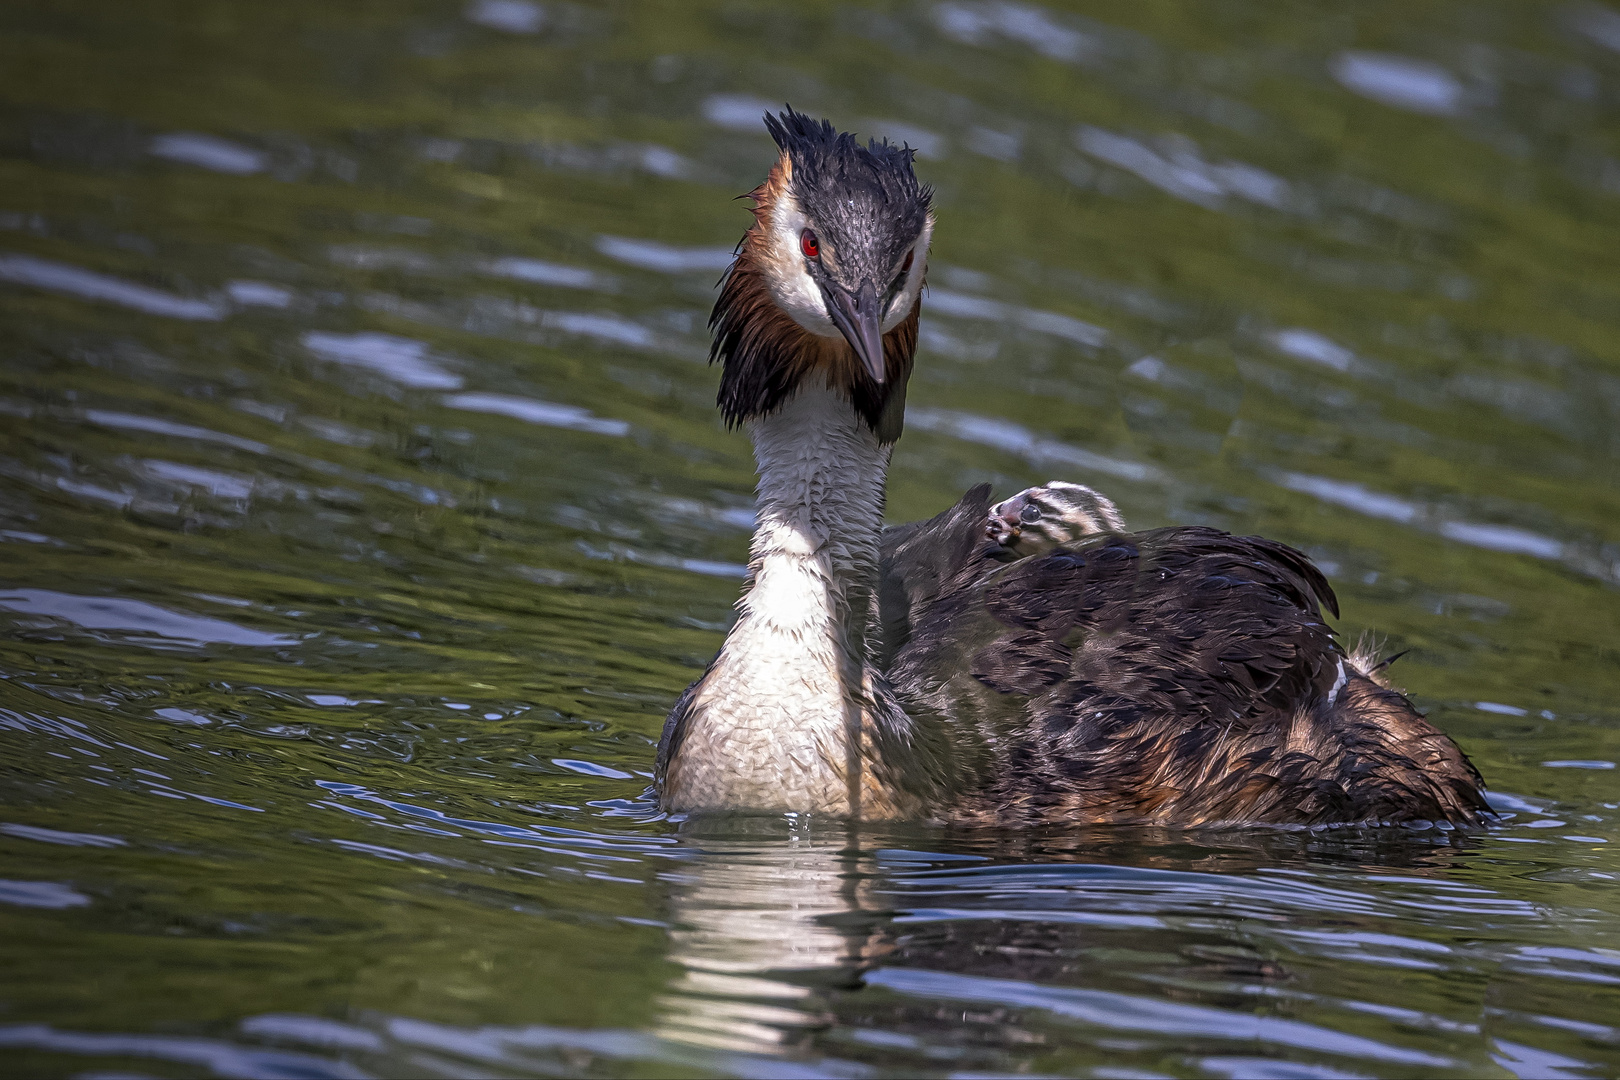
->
[882,505,1488,827]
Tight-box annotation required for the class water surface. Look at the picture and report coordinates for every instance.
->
[2,1,1619,1076]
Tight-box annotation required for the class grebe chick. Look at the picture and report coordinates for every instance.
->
[656,109,1489,828]
[986,481,1125,555]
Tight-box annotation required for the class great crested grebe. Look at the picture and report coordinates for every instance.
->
[656,109,1488,827]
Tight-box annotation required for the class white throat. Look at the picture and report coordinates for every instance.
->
[663,382,891,814]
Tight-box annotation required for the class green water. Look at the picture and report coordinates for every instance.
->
[1,1,1618,1075]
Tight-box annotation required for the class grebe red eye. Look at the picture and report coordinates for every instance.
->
[800,230,819,259]
[901,250,914,274]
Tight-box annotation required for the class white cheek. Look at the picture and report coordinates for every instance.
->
[777,268,837,337]
[764,197,839,337]
[881,219,933,333]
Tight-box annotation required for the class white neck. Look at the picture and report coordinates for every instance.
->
[663,382,891,814]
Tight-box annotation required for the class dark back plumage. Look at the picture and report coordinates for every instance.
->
[878,488,1489,827]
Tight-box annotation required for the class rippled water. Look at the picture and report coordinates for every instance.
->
[3,1,1619,1076]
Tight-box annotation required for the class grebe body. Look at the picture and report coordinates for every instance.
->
[656,109,1487,828]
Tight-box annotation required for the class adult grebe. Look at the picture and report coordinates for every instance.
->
[656,109,1488,828]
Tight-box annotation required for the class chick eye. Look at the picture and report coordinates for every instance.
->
[800,230,819,259]
[1020,504,1043,523]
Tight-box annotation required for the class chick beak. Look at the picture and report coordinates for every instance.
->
[986,497,1026,547]
[825,280,886,384]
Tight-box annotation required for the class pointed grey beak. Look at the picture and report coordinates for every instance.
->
[824,280,886,383]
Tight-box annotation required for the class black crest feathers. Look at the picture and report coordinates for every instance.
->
[764,108,933,239]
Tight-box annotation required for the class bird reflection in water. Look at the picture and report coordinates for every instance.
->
[651,818,1484,1061]
[653,815,881,1055]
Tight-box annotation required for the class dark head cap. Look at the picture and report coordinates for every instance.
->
[764,108,932,295]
